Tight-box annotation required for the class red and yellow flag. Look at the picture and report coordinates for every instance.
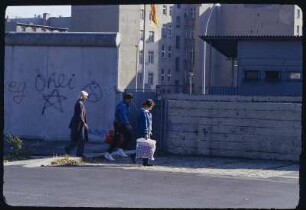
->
[151,4,158,27]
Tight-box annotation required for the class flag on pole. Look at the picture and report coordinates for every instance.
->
[151,4,158,27]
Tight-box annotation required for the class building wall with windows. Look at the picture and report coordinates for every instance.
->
[238,40,302,96]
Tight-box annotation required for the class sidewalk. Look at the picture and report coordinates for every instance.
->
[4,149,299,180]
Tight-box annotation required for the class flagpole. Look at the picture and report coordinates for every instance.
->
[142,4,146,91]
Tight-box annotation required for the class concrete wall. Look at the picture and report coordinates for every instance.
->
[238,40,302,96]
[4,32,120,141]
[219,4,297,36]
[163,94,301,161]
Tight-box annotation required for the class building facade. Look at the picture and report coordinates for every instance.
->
[5,13,70,32]
[70,4,200,92]
[71,5,140,91]
[193,4,303,94]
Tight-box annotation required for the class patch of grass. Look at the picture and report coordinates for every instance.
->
[49,156,84,167]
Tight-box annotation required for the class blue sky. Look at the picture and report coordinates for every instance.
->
[5,6,71,18]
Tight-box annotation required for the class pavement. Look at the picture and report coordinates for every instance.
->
[4,142,300,208]
[4,147,299,180]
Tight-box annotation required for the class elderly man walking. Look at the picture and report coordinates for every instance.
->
[64,90,89,158]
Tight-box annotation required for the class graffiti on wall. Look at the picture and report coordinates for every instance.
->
[5,81,27,104]
[82,81,103,102]
[88,128,108,139]
[35,72,76,115]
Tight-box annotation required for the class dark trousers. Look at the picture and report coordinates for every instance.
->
[107,122,133,153]
[65,140,85,156]
[130,153,148,165]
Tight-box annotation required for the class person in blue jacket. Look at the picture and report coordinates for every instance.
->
[131,99,155,166]
[104,93,133,161]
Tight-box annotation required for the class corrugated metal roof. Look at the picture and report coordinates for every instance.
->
[199,35,303,58]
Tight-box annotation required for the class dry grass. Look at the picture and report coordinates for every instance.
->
[49,156,84,167]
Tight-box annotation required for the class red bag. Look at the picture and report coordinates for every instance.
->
[104,130,124,148]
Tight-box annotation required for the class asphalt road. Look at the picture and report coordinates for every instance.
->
[3,165,298,208]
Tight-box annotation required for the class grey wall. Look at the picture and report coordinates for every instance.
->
[238,40,302,96]
[219,4,295,36]
[163,94,301,161]
[5,32,120,141]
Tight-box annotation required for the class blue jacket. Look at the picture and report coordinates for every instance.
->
[114,101,131,126]
[137,108,152,138]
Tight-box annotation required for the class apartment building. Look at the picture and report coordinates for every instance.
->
[70,4,199,92]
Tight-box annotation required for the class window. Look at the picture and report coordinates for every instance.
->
[148,51,154,64]
[163,5,167,15]
[184,9,188,18]
[288,72,302,80]
[176,16,181,28]
[21,26,26,32]
[168,46,172,59]
[297,9,301,19]
[149,12,152,21]
[162,25,167,38]
[184,59,188,69]
[148,73,154,85]
[161,45,165,58]
[190,47,195,65]
[140,30,144,41]
[32,27,36,32]
[189,7,195,19]
[139,51,144,64]
[140,9,144,20]
[190,29,194,39]
[167,69,171,81]
[170,6,173,16]
[175,80,180,93]
[297,25,300,35]
[148,31,154,42]
[168,25,172,37]
[177,4,181,9]
[175,36,181,49]
[161,69,165,82]
[265,71,280,81]
[175,57,180,72]
[244,70,260,81]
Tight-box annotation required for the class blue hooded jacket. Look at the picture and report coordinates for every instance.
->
[137,108,152,138]
[114,101,131,126]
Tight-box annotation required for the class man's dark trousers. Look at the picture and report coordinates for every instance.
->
[108,122,132,153]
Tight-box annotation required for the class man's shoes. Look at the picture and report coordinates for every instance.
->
[116,148,128,157]
[104,152,115,161]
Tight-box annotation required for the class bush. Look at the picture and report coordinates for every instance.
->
[4,134,31,160]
